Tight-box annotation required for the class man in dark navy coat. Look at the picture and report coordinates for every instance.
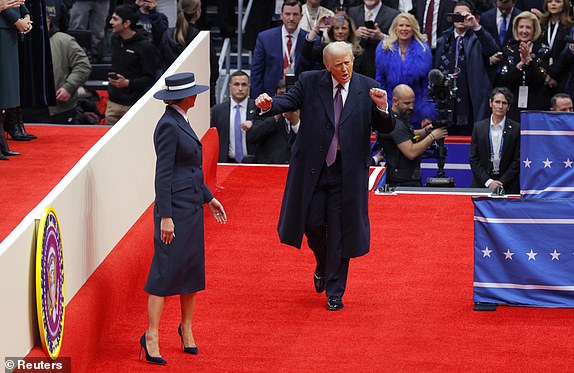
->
[255,41,395,311]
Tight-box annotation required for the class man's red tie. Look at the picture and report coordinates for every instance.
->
[424,0,434,47]
[284,34,293,75]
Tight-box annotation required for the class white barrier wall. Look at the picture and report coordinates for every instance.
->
[0,32,211,359]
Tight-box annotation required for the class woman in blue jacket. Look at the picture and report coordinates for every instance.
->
[375,12,436,128]
[140,72,227,365]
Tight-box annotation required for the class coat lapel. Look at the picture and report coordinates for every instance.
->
[338,76,360,127]
[319,72,335,127]
[168,106,199,143]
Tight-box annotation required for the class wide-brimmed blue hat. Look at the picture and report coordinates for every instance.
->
[153,72,209,100]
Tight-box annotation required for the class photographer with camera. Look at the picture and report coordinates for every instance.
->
[380,84,447,187]
[469,87,520,194]
[434,0,499,135]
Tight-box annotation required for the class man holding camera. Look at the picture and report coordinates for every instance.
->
[380,84,447,187]
[433,0,498,135]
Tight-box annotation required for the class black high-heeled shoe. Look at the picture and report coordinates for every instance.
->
[139,334,167,365]
[178,324,199,355]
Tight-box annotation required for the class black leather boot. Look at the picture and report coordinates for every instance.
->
[0,111,17,160]
[16,107,37,140]
[4,107,35,141]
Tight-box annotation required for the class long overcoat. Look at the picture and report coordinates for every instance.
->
[0,5,28,109]
[144,106,214,296]
[268,70,394,258]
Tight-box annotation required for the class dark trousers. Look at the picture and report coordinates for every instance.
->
[304,152,350,297]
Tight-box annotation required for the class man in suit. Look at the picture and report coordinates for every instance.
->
[250,0,315,98]
[469,87,520,194]
[210,71,257,163]
[247,79,299,164]
[433,1,499,135]
[348,0,400,78]
[380,84,447,187]
[255,41,395,311]
[413,0,456,49]
[480,0,521,48]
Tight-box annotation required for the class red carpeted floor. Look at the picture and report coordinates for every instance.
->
[0,125,109,242]
[23,165,574,372]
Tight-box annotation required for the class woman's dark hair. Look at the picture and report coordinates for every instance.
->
[489,86,514,104]
[114,4,139,30]
[326,14,362,56]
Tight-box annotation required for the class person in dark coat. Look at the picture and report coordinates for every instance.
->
[255,41,395,311]
[347,0,400,78]
[247,79,299,164]
[495,11,552,122]
[4,0,53,141]
[210,71,258,163]
[469,87,521,194]
[141,72,227,365]
[0,3,29,158]
[433,1,499,135]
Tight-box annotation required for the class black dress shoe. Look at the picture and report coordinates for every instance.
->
[5,130,33,141]
[2,150,20,156]
[313,272,325,293]
[327,296,344,311]
[0,154,8,161]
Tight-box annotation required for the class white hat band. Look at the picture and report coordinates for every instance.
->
[166,81,196,91]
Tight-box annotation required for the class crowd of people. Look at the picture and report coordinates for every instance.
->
[3,0,574,173]
[0,0,222,158]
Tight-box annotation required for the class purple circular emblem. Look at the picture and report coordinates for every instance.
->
[36,208,65,359]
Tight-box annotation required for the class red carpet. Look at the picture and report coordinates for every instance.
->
[24,165,574,372]
[0,125,109,242]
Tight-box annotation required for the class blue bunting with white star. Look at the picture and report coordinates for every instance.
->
[473,197,574,307]
[520,111,574,198]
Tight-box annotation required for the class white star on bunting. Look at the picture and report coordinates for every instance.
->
[543,158,553,168]
[527,249,538,260]
[550,250,561,260]
[523,158,532,168]
[504,249,514,260]
[482,246,492,257]
[564,159,573,168]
